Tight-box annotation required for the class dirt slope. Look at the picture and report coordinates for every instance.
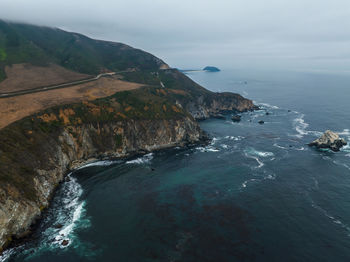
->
[0,64,91,93]
[0,76,143,129]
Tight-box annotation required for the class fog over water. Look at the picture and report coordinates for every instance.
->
[1,0,350,72]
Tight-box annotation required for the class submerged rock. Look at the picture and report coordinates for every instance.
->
[258,120,264,124]
[231,115,241,122]
[308,130,347,152]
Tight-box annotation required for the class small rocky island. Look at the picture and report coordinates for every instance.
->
[308,130,347,152]
[203,66,220,72]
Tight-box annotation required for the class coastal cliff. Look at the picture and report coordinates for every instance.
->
[0,114,204,250]
[0,87,254,250]
[185,92,255,120]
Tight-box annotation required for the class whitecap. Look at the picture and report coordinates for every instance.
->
[196,146,220,153]
[307,130,323,137]
[264,174,276,180]
[293,114,309,138]
[245,147,274,158]
[224,135,244,141]
[256,102,279,109]
[241,179,259,188]
[341,144,350,153]
[244,153,264,168]
[338,129,350,136]
[210,137,222,145]
[273,143,287,149]
[220,144,229,149]
[126,153,153,164]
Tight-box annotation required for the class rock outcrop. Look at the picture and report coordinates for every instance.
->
[308,130,347,152]
[203,66,220,72]
[231,115,241,122]
[185,93,255,120]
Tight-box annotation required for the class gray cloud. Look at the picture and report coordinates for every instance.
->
[1,0,350,72]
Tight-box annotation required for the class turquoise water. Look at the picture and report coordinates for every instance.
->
[3,69,350,261]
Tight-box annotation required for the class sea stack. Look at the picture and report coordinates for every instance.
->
[203,66,220,72]
[308,130,347,152]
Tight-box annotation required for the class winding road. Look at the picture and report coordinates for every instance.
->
[0,70,132,98]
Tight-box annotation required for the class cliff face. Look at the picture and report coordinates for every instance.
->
[0,117,204,250]
[185,92,255,120]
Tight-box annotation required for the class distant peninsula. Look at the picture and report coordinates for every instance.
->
[203,66,221,72]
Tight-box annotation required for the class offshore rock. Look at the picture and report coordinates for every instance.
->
[308,130,347,152]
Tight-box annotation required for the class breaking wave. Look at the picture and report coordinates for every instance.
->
[126,153,154,164]
[78,160,121,170]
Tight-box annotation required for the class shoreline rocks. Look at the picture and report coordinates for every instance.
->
[231,115,241,122]
[308,130,347,152]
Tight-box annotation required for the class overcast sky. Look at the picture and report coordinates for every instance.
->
[1,0,350,72]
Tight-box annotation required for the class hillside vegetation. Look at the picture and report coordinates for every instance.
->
[0,20,167,82]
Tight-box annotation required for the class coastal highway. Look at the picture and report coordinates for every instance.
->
[0,70,132,99]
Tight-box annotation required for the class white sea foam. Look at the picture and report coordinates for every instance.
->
[47,174,88,248]
[225,135,244,141]
[293,114,309,138]
[273,143,287,149]
[241,179,259,188]
[0,249,15,262]
[246,154,264,168]
[0,174,89,260]
[256,102,279,109]
[243,147,274,169]
[220,144,229,149]
[332,160,350,171]
[210,137,222,145]
[338,129,350,136]
[245,147,274,158]
[126,153,154,164]
[78,160,119,169]
[196,146,220,153]
[311,177,319,190]
[310,199,350,236]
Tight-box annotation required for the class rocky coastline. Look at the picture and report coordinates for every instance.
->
[0,93,255,252]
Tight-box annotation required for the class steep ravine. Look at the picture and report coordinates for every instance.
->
[0,92,255,251]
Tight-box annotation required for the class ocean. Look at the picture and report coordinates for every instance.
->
[2,69,350,262]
